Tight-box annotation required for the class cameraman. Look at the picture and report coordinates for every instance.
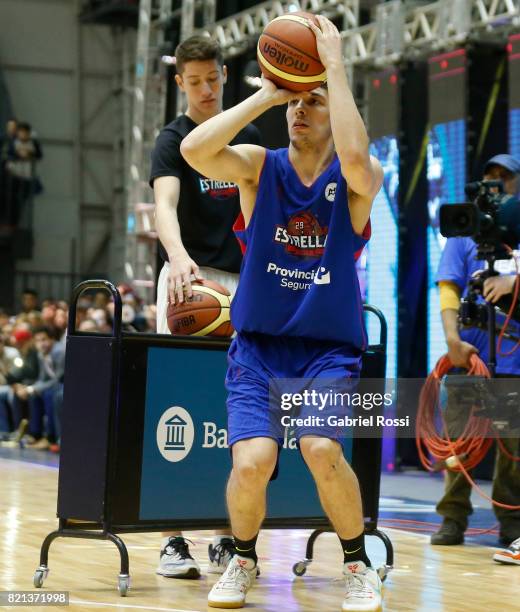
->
[432,154,520,561]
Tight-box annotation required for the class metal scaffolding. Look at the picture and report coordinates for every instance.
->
[198,0,359,57]
[124,0,170,300]
[124,0,219,300]
[343,0,520,66]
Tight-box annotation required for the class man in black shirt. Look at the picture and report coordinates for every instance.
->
[150,36,260,316]
[149,35,260,579]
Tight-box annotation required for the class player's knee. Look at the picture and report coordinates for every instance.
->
[232,454,276,487]
[300,437,342,474]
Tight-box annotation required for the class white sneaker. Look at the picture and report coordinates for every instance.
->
[208,537,236,574]
[342,561,383,612]
[156,536,200,579]
[493,536,520,565]
[208,555,257,608]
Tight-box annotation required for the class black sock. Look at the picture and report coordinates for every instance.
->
[339,532,371,567]
[233,534,258,564]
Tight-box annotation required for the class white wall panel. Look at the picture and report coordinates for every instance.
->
[3,70,76,141]
[0,0,76,70]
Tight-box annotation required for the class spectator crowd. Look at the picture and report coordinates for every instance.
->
[0,286,157,453]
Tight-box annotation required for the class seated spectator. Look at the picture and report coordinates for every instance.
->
[20,289,39,313]
[0,336,21,434]
[7,327,38,383]
[41,297,55,309]
[78,319,99,333]
[2,328,38,434]
[0,334,20,384]
[142,304,157,333]
[0,308,10,331]
[90,307,112,333]
[41,302,57,331]
[1,322,14,345]
[75,302,89,330]
[54,306,68,345]
[13,326,64,450]
[27,310,43,330]
[93,291,110,310]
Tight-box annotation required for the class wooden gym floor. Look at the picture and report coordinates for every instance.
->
[0,456,517,612]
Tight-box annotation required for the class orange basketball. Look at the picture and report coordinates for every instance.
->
[257,11,326,92]
[167,279,234,337]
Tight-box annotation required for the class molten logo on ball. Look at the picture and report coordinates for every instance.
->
[262,42,310,73]
[257,11,327,92]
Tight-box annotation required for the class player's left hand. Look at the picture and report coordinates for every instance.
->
[308,15,343,69]
[482,274,517,303]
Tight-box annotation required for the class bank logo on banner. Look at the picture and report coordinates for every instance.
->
[157,406,195,462]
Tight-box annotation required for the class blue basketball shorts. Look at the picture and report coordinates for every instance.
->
[226,331,361,447]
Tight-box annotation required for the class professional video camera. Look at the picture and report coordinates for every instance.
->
[438,180,520,375]
[440,180,520,330]
[440,180,520,259]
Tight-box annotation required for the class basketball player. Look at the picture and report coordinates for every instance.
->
[181,16,384,611]
[150,35,261,578]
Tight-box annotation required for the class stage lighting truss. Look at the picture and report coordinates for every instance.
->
[343,0,520,67]
[196,0,359,58]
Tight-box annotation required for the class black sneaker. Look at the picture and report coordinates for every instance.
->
[208,537,236,574]
[208,538,261,577]
[431,519,465,545]
[156,536,200,578]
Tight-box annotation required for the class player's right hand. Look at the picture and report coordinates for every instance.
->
[168,253,203,305]
[260,76,303,106]
[447,338,478,369]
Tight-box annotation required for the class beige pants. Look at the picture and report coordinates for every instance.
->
[156,262,239,334]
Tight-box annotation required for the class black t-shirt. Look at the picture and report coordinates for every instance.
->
[150,114,261,272]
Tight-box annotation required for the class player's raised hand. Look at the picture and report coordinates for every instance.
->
[168,252,203,304]
[260,75,303,106]
[308,15,343,69]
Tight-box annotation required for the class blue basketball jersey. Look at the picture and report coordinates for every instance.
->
[232,148,370,349]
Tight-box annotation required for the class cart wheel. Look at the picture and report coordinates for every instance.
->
[33,568,48,588]
[118,574,130,596]
[292,561,308,576]
[377,566,389,582]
